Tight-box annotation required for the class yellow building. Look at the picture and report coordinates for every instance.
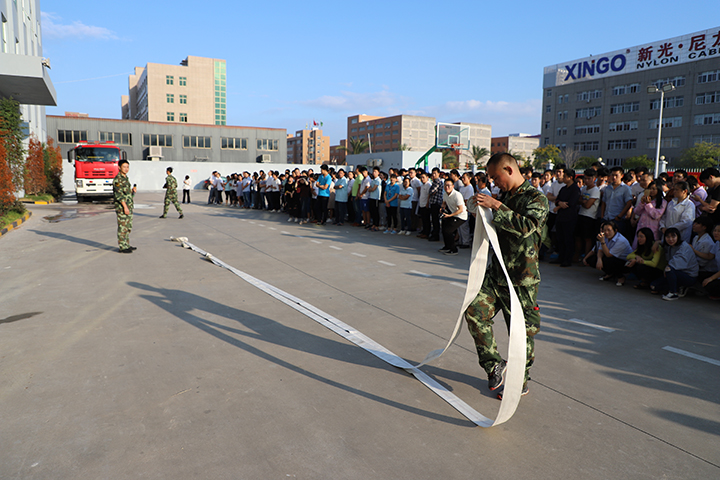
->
[286,128,330,164]
[121,55,226,126]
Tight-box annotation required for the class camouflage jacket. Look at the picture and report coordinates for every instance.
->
[489,180,549,287]
[113,172,133,212]
[165,174,178,196]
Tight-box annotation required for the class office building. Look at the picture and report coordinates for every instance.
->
[347,114,491,154]
[48,114,285,163]
[329,140,347,165]
[491,134,540,162]
[121,55,226,126]
[543,26,720,167]
[286,128,330,164]
[0,0,56,141]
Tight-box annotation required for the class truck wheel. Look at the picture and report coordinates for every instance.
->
[77,195,86,203]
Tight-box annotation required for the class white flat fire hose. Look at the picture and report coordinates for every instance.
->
[170,205,527,427]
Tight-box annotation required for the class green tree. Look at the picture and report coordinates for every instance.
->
[471,146,490,166]
[532,144,561,170]
[340,137,369,155]
[574,156,597,170]
[398,143,410,151]
[0,97,26,191]
[622,155,654,170]
[442,149,458,169]
[676,142,720,169]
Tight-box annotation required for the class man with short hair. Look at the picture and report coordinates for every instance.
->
[113,160,135,253]
[316,165,332,225]
[697,167,720,225]
[465,153,549,398]
[672,169,687,185]
[408,168,423,231]
[368,166,382,231]
[417,172,432,238]
[357,166,371,227]
[439,178,467,255]
[428,167,444,241]
[333,169,348,225]
[160,167,184,219]
[600,166,634,235]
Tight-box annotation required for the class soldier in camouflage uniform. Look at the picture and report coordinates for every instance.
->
[113,160,135,253]
[465,153,549,398]
[160,167,184,219]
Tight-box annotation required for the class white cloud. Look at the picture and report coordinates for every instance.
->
[422,98,543,136]
[300,88,411,113]
[42,12,117,40]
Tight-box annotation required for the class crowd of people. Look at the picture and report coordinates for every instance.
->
[201,162,720,302]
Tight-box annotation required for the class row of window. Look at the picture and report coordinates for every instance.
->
[695,91,720,105]
[166,94,188,104]
[650,96,684,109]
[350,118,400,127]
[59,130,133,145]
[610,102,640,114]
[612,84,640,96]
[575,106,602,118]
[607,139,637,150]
[697,70,720,84]
[166,112,188,123]
[695,113,720,125]
[574,141,599,151]
[166,75,188,86]
[576,89,602,101]
[647,137,681,148]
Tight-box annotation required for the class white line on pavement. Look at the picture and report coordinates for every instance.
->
[269,227,277,230]
[329,245,342,250]
[311,240,322,244]
[450,282,466,288]
[378,261,396,266]
[351,253,366,257]
[409,270,431,277]
[662,346,720,367]
[565,318,616,333]
[281,231,290,235]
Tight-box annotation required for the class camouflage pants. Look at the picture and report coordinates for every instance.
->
[116,210,133,249]
[163,194,183,216]
[464,275,541,381]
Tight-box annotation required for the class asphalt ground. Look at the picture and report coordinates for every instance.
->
[1,193,719,479]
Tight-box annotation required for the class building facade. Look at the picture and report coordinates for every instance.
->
[121,56,226,126]
[491,134,540,162]
[347,114,491,155]
[0,0,55,141]
[543,26,720,167]
[48,115,285,163]
[329,139,347,165]
[286,128,330,164]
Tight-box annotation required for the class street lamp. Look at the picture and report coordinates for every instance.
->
[647,83,676,176]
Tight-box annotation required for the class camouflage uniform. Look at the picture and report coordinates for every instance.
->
[464,180,549,381]
[113,171,134,250]
[162,174,183,216]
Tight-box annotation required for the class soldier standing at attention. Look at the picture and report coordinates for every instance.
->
[465,153,549,399]
[113,159,135,253]
[160,167,184,219]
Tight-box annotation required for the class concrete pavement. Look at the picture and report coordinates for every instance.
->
[1,194,718,479]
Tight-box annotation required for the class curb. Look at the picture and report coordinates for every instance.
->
[0,211,32,238]
[20,199,50,205]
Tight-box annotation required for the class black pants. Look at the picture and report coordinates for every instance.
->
[369,199,380,227]
[556,219,577,266]
[335,201,347,224]
[442,216,466,252]
[419,206,431,236]
[429,204,441,239]
[182,190,191,203]
[626,264,662,284]
[386,206,398,230]
[585,253,625,277]
[317,196,329,224]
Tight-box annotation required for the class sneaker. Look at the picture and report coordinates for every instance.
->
[383,229,390,234]
[662,293,679,301]
[487,360,507,391]
[444,250,458,256]
[288,217,294,222]
[438,248,451,253]
[178,214,184,219]
[295,218,300,223]
[390,230,397,235]
[398,230,406,235]
[159,215,166,219]
[678,286,688,298]
[119,248,133,254]
[497,381,529,400]
[405,231,411,236]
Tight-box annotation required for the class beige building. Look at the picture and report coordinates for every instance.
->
[491,134,540,163]
[347,114,491,155]
[329,139,347,164]
[121,55,226,126]
[286,128,330,164]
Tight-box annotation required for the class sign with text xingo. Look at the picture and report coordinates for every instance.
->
[544,26,720,88]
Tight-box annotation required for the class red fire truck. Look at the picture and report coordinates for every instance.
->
[67,141,127,202]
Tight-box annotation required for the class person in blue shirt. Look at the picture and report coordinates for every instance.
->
[384,174,401,234]
[398,177,414,235]
[368,167,382,231]
[600,166,634,236]
[582,220,633,282]
[316,164,332,225]
[333,169,349,225]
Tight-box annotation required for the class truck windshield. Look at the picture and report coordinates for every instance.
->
[75,147,120,162]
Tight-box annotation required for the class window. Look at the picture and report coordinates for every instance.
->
[166,75,174,85]
[257,139,279,151]
[179,76,187,86]
[546,105,552,113]
[546,89,552,97]
[694,113,720,125]
[359,127,365,132]
[142,134,173,147]
[696,91,720,105]
[545,121,550,130]
[648,117,682,129]
[576,90,602,101]
[694,134,720,144]
[608,121,638,132]
[179,94,187,104]
[183,135,212,148]
[167,93,174,103]
[573,141,599,151]
[350,128,357,133]
[544,137,549,145]
[99,131,132,145]
[351,119,358,124]
[697,70,720,84]
[610,102,640,114]
[393,121,398,126]
[607,139,637,150]
[649,96,683,109]
[179,113,187,123]
[57,130,88,143]
[575,106,601,118]
[385,123,391,128]
[222,137,247,149]
[652,76,685,88]
[167,112,174,122]
[647,137,680,149]
[574,124,600,135]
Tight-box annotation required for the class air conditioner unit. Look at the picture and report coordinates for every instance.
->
[374,158,383,166]
[149,146,163,158]
[257,154,271,163]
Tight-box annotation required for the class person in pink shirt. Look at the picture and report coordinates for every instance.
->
[633,179,667,249]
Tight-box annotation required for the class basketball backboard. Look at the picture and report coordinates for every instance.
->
[436,123,470,150]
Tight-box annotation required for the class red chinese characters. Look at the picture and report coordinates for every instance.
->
[638,46,653,62]
[689,34,706,51]
[658,42,673,58]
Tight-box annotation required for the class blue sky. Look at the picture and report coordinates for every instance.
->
[42,0,718,144]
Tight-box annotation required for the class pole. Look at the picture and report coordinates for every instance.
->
[654,90,665,177]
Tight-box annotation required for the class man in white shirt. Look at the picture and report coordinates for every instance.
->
[409,168,423,232]
[439,178,467,255]
[417,172,432,238]
[457,172,475,248]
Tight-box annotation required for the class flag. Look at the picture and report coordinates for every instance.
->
[313,120,317,126]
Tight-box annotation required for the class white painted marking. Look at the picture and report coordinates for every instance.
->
[281,231,291,234]
[351,252,366,257]
[249,221,256,224]
[565,318,616,333]
[257,224,264,227]
[378,260,395,266]
[663,346,720,367]
[450,282,466,288]
[269,227,277,231]
[311,240,322,244]
[409,270,431,277]
[329,245,342,250]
